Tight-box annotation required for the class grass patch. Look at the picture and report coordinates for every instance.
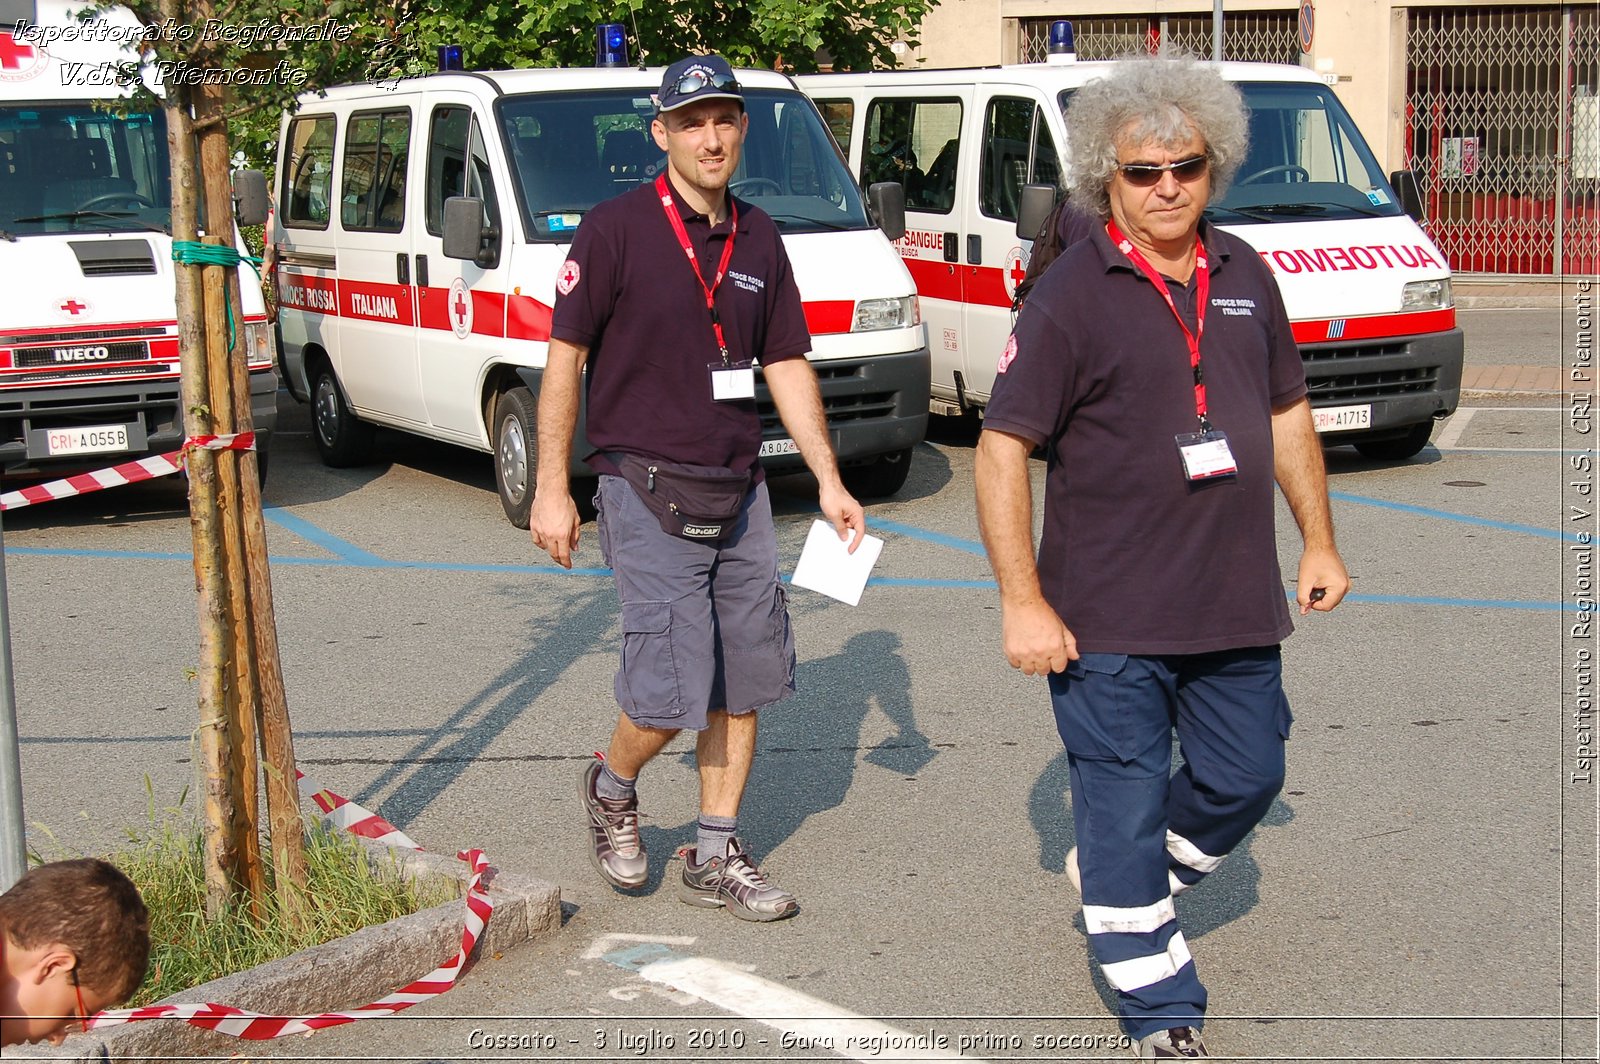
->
[38,789,454,1008]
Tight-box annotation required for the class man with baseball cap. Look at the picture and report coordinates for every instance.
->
[531,55,865,922]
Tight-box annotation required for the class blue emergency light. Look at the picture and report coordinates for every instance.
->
[438,45,464,71]
[595,23,628,67]
[1047,20,1077,63]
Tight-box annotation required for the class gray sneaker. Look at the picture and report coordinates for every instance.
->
[1134,1026,1209,1059]
[579,757,646,890]
[678,838,799,922]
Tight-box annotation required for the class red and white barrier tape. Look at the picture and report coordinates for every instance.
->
[85,770,493,1040]
[0,432,256,512]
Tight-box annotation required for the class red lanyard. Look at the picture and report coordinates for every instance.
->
[656,172,738,363]
[1106,219,1212,431]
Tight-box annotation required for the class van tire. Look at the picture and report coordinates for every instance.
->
[312,367,376,467]
[1354,421,1433,461]
[494,386,538,528]
[841,447,913,498]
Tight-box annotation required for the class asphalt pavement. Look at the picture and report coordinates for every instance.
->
[0,303,1592,1063]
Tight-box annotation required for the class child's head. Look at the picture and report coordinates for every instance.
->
[0,858,150,1046]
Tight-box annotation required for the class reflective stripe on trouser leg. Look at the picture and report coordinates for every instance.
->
[1066,750,1206,1040]
[1165,647,1292,894]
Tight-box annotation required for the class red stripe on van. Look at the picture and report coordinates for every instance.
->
[901,257,963,303]
[1291,307,1455,344]
[803,300,854,336]
[507,294,553,341]
[340,280,415,327]
[276,272,338,315]
[472,290,506,338]
[416,286,451,332]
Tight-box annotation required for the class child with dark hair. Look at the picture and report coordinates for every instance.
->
[0,858,151,1047]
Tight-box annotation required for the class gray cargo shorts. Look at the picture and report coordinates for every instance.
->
[594,473,797,731]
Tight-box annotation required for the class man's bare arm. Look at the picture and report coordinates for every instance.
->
[762,357,865,551]
[1271,395,1351,614]
[528,338,589,569]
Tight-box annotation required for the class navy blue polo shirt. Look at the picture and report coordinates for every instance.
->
[550,179,811,479]
[984,219,1307,655]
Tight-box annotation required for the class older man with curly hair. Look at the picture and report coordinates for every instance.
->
[976,55,1350,1059]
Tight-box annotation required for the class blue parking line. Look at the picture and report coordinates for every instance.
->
[870,518,987,556]
[1329,491,1578,541]
[265,507,388,564]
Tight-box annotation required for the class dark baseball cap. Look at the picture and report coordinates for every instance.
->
[656,54,742,113]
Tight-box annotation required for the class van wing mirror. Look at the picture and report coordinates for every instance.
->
[232,169,269,227]
[442,196,500,268]
[1389,170,1425,221]
[866,181,906,242]
[1017,183,1058,241]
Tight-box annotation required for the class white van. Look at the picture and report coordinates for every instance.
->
[0,3,277,481]
[799,54,1464,460]
[273,62,930,527]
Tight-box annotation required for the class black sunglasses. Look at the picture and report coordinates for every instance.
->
[1116,155,1209,187]
[672,71,740,96]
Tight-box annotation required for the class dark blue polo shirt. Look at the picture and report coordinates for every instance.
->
[984,219,1307,655]
[550,180,811,479]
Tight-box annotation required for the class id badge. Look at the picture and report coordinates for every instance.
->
[710,360,756,401]
[1175,429,1238,481]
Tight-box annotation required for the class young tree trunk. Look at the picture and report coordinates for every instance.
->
[165,76,240,920]
[194,74,310,926]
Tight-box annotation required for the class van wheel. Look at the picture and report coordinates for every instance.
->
[312,367,375,467]
[494,386,538,528]
[1354,422,1433,461]
[841,448,913,499]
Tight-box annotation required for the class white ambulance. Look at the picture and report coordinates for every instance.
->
[0,2,277,483]
[799,49,1464,460]
[272,57,930,527]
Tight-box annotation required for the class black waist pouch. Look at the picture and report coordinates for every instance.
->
[615,454,752,544]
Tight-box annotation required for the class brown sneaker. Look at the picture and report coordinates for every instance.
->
[678,838,798,922]
[579,757,646,889]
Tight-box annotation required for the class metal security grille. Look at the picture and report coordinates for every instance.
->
[1405,5,1600,275]
[1020,14,1299,65]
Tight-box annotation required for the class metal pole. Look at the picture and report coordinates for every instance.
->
[1213,0,1225,61]
[0,509,27,893]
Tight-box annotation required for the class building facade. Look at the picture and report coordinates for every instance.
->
[905,1,1598,277]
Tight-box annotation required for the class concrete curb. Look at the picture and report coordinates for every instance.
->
[9,837,561,1062]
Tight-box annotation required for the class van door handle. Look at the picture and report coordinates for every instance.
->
[967,234,982,264]
[415,254,429,289]
[943,233,958,263]
[396,253,409,286]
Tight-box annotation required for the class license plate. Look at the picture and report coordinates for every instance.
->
[44,424,132,456]
[759,437,800,457]
[1313,403,1373,433]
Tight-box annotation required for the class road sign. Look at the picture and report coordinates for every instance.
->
[1299,0,1315,53]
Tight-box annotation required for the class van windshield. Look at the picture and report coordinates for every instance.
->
[0,104,172,238]
[498,87,871,240]
[1215,82,1404,221]
[1056,80,1404,223]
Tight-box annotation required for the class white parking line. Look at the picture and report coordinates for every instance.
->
[1433,407,1476,450]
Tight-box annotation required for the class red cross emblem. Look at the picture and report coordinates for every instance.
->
[0,33,35,70]
[556,259,581,296]
[1008,256,1027,289]
[59,299,87,316]
[453,290,469,325]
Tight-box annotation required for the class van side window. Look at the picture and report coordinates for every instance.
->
[817,100,853,156]
[282,115,335,229]
[1033,114,1061,191]
[863,98,961,214]
[981,97,1035,221]
[341,109,411,232]
[427,106,500,236]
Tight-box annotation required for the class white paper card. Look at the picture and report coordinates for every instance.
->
[790,519,884,606]
[1178,437,1237,479]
